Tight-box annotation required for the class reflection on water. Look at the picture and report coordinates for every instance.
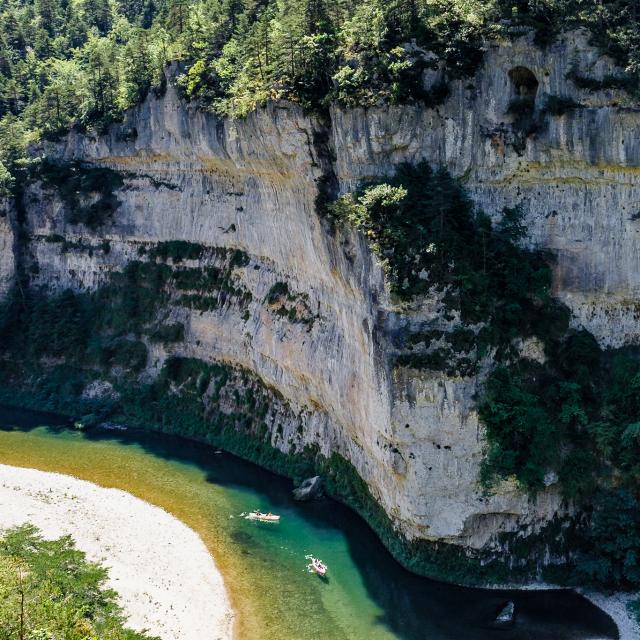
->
[0,405,619,640]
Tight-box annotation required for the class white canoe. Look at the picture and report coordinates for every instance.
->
[307,557,327,576]
[245,511,281,522]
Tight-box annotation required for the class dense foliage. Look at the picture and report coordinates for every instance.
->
[2,0,640,193]
[480,339,640,593]
[0,525,156,640]
[330,162,568,357]
[576,490,640,589]
[0,245,251,386]
[480,335,640,496]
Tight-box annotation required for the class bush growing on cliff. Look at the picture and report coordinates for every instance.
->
[149,322,185,343]
[0,525,157,640]
[330,162,567,355]
[544,95,582,116]
[479,333,640,497]
[575,489,640,589]
[34,160,124,230]
[148,241,206,263]
[479,332,640,591]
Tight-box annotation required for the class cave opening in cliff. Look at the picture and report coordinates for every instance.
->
[508,66,539,98]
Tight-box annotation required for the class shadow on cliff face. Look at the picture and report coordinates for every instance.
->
[0,405,619,640]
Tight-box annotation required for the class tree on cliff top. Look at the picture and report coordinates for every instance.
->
[2,0,640,186]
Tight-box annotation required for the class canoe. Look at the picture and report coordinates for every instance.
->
[245,511,281,522]
[307,556,327,576]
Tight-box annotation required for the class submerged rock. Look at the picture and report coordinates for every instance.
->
[293,476,323,501]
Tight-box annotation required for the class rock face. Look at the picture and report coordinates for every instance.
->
[331,30,640,349]
[0,198,15,296]
[493,601,516,628]
[3,30,639,562]
[292,476,323,502]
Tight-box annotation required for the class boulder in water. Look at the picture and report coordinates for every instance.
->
[494,601,515,628]
[292,476,323,501]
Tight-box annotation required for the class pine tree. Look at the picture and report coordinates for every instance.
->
[35,0,60,36]
[83,0,112,35]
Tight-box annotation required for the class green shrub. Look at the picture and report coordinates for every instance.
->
[149,322,185,343]
[44,234,65,243]
[149,241,206,263]
[110,340,149,372]
[265,282,290,305]
[480,333,640,500]
[545,95,582,116]
[506,96,536,116]
[576,490,640,590]
[230,249,250,268]
[506,96,540,136]
[567,70,638,93]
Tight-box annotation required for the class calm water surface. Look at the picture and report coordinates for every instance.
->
[0,405,618,640]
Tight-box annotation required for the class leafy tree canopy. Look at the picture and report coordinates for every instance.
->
[0,524,158,640]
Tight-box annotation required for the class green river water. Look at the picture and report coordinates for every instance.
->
[0,406,619,640]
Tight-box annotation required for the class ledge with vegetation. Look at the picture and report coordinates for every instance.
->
[329,161,640,600]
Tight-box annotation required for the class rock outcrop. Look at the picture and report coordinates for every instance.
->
[493,601,516,628]
[292,476,323,501]
[3,30,638,567]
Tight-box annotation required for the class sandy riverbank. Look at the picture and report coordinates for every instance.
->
[498,581,638,640]
[0,464,234,640]
[582,591,639,640]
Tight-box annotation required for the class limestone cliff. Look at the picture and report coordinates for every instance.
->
[0,198,15,297]
[3,30,638,568]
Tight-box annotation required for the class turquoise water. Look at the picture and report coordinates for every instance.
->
[0,406,619,640]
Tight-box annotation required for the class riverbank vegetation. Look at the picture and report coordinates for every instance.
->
[0,524,156,640]
[0,359,554,587]
[2,0,640,193]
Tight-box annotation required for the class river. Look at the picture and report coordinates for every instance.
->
[0,405,619,640]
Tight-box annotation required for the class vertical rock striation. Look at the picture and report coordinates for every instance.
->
[0,198,15,296]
